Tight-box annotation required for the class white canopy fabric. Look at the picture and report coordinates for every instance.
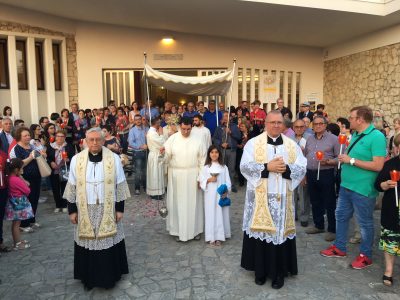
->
[144,64,233,96]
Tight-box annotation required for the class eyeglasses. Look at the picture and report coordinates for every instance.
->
[56,135,65,138]
[267,121,283,126]
[294,126,305,129]
[348,115,358,120]
[313,122,325,126]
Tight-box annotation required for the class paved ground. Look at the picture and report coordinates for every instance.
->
[1,179,400,300]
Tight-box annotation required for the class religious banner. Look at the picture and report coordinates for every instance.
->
[263,74,279,103]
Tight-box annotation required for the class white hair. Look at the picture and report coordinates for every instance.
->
[86,127,105,139]
[2,117,12,124]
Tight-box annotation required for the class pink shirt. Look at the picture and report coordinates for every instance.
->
[8,175,30,197]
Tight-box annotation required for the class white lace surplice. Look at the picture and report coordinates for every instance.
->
[240,136,306,245]
[63,152,131,250]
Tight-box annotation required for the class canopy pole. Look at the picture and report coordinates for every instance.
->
[222,59,236,163]
[143,52,152,124]
[215,95,219,127]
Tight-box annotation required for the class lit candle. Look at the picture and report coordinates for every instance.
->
[62,151,68,160]
[49,136,55,143]
[316,151,324,180]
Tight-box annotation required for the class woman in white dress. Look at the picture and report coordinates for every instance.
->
[199,145,231,246]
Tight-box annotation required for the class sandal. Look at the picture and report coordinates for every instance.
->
[383,275,393,287]
[13,241,31,251]
[215,241,222,247]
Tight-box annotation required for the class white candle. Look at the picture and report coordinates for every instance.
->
[0,170,3,187]
[338,144,343,169]
[395,186,399,207]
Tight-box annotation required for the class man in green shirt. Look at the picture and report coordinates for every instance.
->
[320,106,386,269]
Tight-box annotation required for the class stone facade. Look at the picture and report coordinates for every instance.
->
[0,20,78,105]
[324,43,400,125]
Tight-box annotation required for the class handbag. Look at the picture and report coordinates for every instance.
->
[35,152,52,177]
[9,196,30,211]
[59,165,69,182]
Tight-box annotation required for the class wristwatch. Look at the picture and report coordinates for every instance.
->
[349,158,356,166]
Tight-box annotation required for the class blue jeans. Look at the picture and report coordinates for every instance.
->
[334,187,376,258]
[133,151,147,190]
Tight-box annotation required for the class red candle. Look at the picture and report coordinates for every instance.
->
[49,136,55,143]
[338,134,347,145]
[62,151,68,160]
[119,124,124,130]
[60,123,65,129]
[390,170,400,182]
[79,139,84,145]
[316,151,324,161]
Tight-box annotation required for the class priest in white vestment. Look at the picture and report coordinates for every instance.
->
[191,115,212,150]
[146,117,166,199]
[240,110,306,289]
[163,117,207,242]
[63,127,131,290]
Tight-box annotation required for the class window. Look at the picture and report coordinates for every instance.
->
[254,69,259,100]
[237,68,243,102]
[287,71,293,110]
[52,43,62,91]
[296,72,301,113]
[0,39,9,89]
[246,68,251,101]
[16,40,28,90]
[35,42,45,90]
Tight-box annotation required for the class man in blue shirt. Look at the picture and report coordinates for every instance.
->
[128,115,149,195]
[213,111,241,192]
[182,102,199,119]
[140,100,160,121]
[203,100,222,136]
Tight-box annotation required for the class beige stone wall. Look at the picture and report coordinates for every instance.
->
[324,43,400,125]
[0,20,78,105]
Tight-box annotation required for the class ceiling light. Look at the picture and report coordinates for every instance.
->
[162,36,174,45]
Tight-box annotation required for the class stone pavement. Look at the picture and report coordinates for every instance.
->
[0,181,400,300]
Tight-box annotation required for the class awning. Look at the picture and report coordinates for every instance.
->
[144,64,233,96]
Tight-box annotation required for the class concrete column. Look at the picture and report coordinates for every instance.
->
[250,68,255,102]
[61,39,69,108]
[291,72,297,116]
[26,37,38,123]
[44,38,56,115]
[7,35,19,117]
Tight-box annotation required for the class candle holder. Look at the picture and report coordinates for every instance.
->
[390,170,400,207]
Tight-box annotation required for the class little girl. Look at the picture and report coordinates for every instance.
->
[199,145,231,246]
[5,158,34,250]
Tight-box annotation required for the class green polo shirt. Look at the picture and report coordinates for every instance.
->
[341,124,386,197]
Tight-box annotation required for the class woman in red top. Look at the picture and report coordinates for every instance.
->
[250,100,266,127]
[116,107,130,153]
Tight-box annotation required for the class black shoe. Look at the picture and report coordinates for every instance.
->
[300,221,308,227]
[255,277,266,285]
[271,276,284,289]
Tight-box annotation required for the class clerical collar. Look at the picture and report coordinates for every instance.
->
[89,150,103,162]
[267,135,283,146]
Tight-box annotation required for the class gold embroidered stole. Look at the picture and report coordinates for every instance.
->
[250,133,297,237]
[76,147,117,239]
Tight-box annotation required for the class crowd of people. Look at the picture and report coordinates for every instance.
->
[0,97,399,290]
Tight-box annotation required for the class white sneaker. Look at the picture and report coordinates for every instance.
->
[62,208,68,213]
[20,227,34,233]
[54,208,61,213]
[31,223,41,228]
[38,197,47,203]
